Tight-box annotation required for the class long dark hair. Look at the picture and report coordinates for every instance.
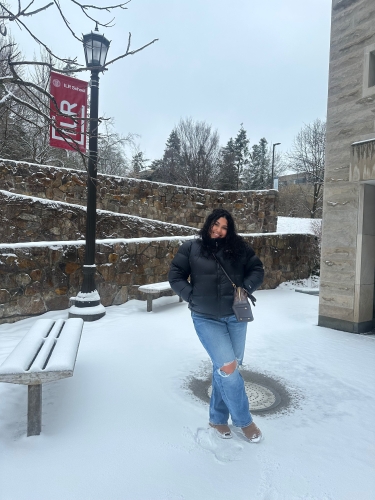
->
[198,208,248,260]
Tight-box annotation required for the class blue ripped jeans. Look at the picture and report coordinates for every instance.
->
[191,312,253,428]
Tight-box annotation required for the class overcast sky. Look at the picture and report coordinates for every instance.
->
[7,0,332,162]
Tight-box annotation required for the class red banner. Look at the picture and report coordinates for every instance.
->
[49,71,88,152]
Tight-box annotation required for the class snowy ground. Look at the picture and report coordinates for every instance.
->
[276,217,319,234]
[0,281,374,500]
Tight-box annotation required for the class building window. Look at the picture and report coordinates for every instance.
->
[363,44,375,97]
[369,51,375,88]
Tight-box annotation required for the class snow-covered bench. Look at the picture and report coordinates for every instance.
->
[138,281,183,312]
[0,318,84,437]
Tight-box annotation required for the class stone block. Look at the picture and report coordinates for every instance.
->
[112,286,128,305]
[50,248,64,264]
[318,303,354,323]
[142,245,157,258]
[116,259,132,273]
[18,258,35,269]
[77,246,86,262]
[354,284,374,323]
[98,262,116,280]
[96,252,107,264]
[65,262,81,275]
[114,273,133,286]
[44,267,68,289]
[0,289,10,304]
[108,253,119,263]
[15,273,32,286]
[43,293,69,311]
[62,247,78,262]
[322,246,356,262]
[25,282,42,296]
[17,295,47,315]
[2,301,23,317]
[97,282,118,307]
[50,227,61,236]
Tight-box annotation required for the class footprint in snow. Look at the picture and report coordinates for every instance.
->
[195,427,244,463]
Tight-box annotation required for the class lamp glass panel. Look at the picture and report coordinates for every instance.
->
[100,44,108,66]
[92,39,102,66]
[83,39,92,66]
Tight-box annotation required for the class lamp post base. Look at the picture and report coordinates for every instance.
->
[68,290,106,322]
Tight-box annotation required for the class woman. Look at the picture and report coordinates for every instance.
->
[168,209,264,442]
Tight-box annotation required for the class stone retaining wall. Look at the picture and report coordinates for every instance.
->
[0,160,278,233]
[0,233,318,324]
[0,191,197,243]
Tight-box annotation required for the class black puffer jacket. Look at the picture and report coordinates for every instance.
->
[168,238,264,318]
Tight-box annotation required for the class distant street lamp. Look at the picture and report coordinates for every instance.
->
[271,142,281,189]
[69,25,110,322]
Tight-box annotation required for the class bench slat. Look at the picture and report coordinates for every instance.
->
[138,281,172,294]
[29,320,65,372]
[0,319,56,374]
[46,320,83,372]
[0,318,83,384]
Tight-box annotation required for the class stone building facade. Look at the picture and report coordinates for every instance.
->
[319,0,375,332]
[0,160,278,233]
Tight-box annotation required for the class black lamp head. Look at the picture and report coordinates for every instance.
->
[83,25,110,68]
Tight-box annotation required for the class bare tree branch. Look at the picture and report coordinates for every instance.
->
[5,10,75,63]
[104,34,158,67]
[53,0,82,43]
[71,1,130,13]
[0,2,54,21]
[287,119,326,218]
[7,33,158,75]
[75,1,129,9]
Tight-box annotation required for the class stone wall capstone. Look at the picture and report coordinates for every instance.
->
[0,160,278,233]
[0,190,197,243]
[0,234,318,324]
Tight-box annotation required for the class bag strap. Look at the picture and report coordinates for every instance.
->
[212,252,236,288]
[211,252,257,306]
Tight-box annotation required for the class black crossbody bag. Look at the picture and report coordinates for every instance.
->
[212,253,256,322]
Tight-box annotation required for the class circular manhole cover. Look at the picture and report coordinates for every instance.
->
[208,381,277,411]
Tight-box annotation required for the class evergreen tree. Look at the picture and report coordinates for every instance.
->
[130,151,148,177]
[216,138,237,190]
[153,130,182,183]
[243,138,271,190]
[233,124,250,189]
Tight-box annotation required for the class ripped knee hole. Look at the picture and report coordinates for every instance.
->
[219,360,237,376]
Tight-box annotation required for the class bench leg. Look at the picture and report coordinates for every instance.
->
[27,385,42,437]
[146,294,153,312]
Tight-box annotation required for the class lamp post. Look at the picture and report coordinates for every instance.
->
[271,142,281,189]
[69,25,110,322]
